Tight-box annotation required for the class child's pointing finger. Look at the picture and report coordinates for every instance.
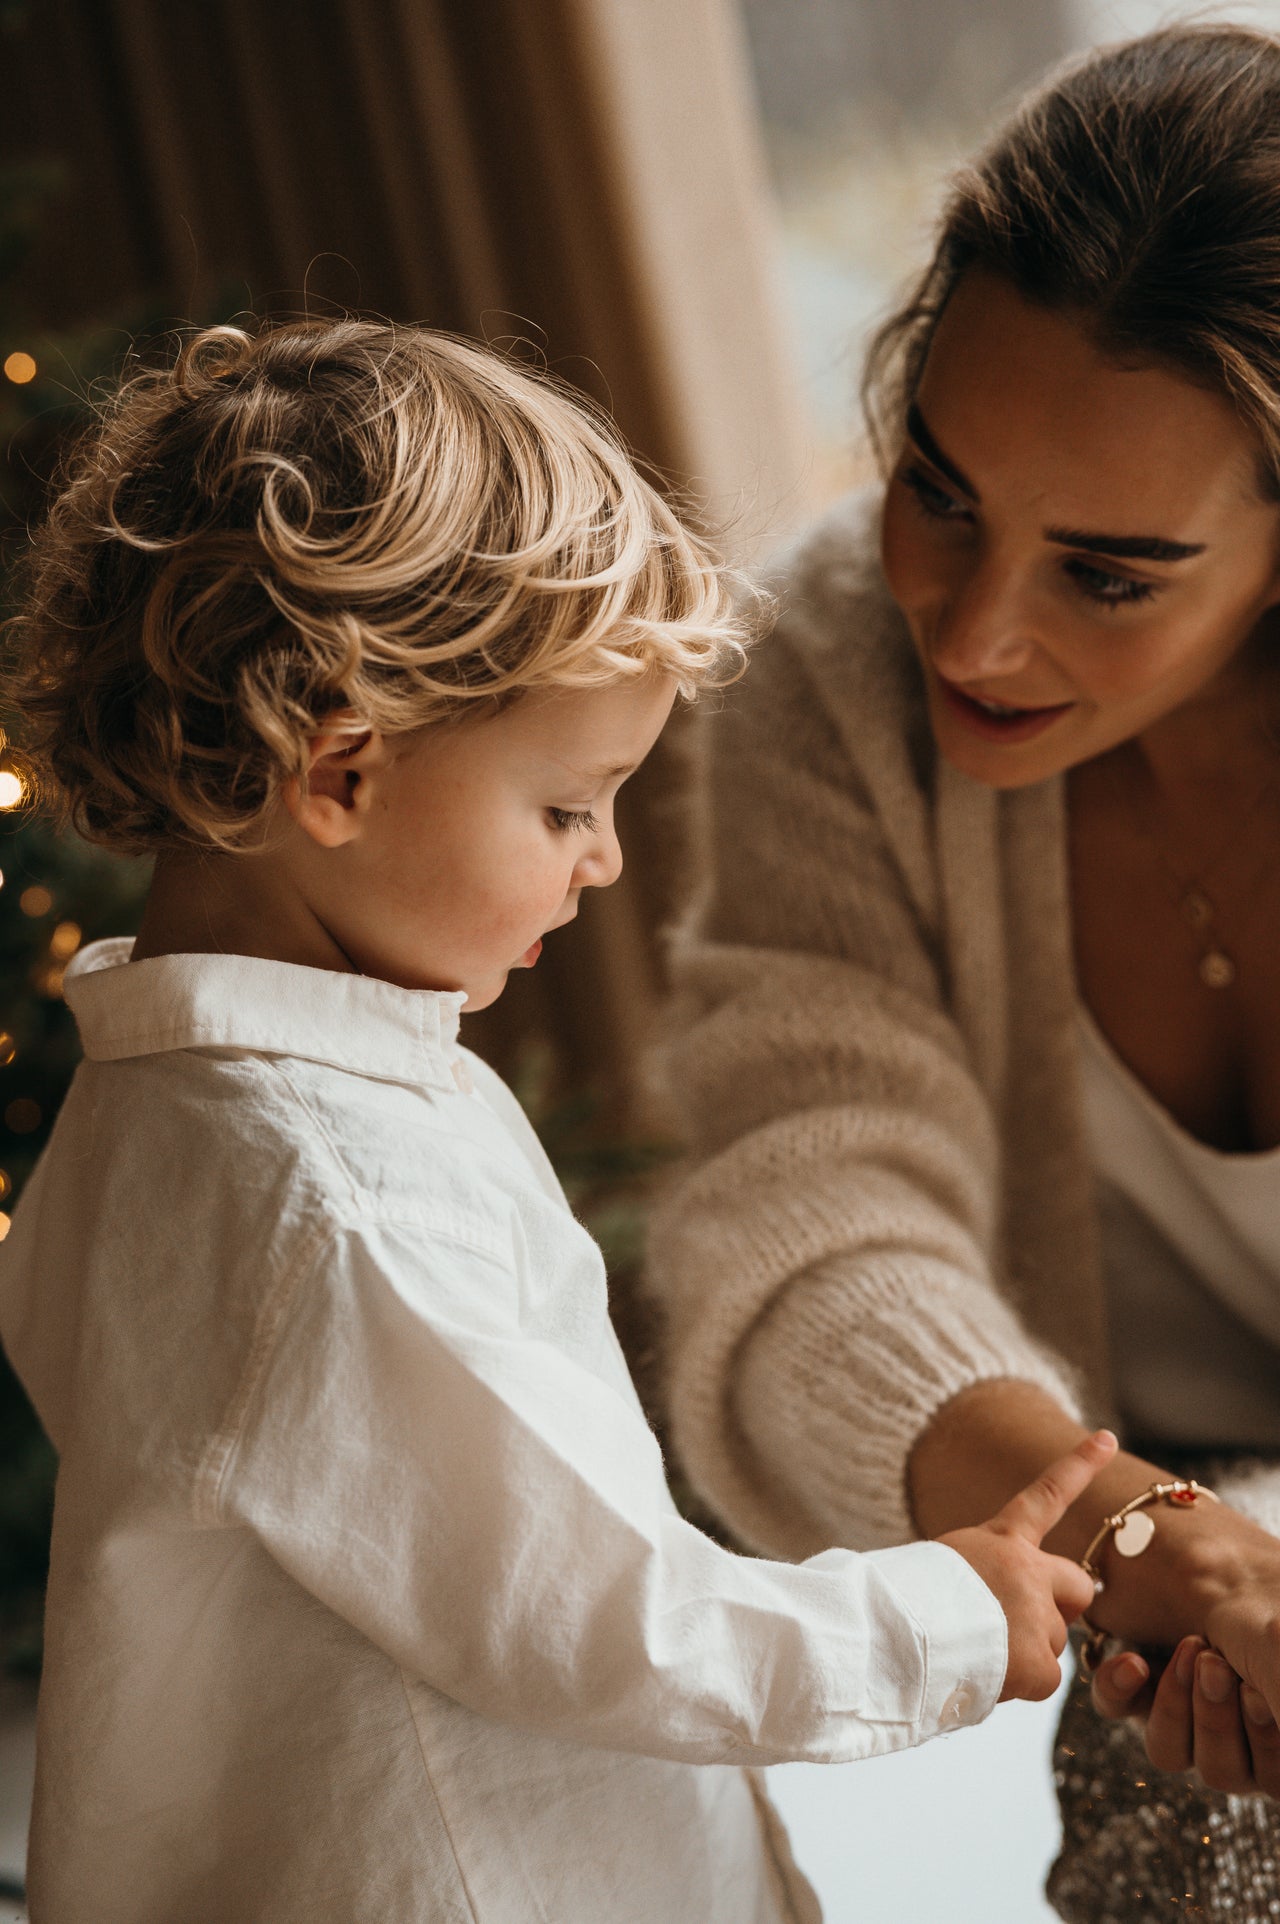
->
[991,1430,1118,1546]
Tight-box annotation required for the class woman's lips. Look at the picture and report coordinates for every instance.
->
[937,677,1076,744]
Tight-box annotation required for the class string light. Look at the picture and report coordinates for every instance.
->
[0,772,23,810]
[0,1171,11,1201]
[0,1215,10,1244]
[18,886,52,918]
[3,352,35,386]
[0,1036,15,1068]
[49,921,81,960]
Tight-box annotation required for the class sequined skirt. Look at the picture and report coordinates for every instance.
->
[1048,1663,1280,1920]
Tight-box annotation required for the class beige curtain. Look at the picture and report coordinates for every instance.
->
[6,0,809,1114]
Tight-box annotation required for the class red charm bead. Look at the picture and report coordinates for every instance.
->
[1170,1487,1199,1505]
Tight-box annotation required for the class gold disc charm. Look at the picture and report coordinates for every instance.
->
[1113,1510,1157,1557]
[1199,950,1236,989]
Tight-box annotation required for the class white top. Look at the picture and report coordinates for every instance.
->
[0,939,1007,1924]
[1077,1003,1280,1449]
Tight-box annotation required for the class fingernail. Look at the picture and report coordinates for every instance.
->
[1243,1687,1275,1729]
[1116,1653,1148,1692]
[1198,1654,1235,1704]
[1175,1638,1201,1688]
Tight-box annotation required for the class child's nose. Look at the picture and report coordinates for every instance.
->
[578,822,623,889]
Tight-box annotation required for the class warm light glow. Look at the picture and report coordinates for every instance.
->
[0,870,6,890]
[3,352,36,386]
[49,920,81,960]
[0,1214,10,1243]
[18,886,52,918]
[0,1035,15,1069]
[33,962,64,1000]
[4,1098,41,1135]
[0,772,23,810]
[0,1171,11,1202]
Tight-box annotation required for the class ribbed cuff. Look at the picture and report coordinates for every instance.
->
[723,1250,1084,1558]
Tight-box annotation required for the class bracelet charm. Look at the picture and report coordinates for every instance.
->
[1077,1477,1219,1674]
[1112,1510,1156,1557]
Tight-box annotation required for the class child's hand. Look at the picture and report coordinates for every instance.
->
[939,1430,1118,1703]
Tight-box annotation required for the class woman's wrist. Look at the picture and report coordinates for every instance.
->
[907,1378,1243,1646]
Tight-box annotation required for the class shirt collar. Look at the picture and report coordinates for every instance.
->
[64,939,469,1093]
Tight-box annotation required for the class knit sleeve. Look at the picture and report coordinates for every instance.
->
[645,535,1082,1563]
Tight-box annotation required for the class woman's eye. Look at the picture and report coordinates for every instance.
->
[900,464,971,521]
[547,807,600,834]
[1063,557,1159,609]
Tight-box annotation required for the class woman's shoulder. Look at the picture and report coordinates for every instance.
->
[763,488,903,651]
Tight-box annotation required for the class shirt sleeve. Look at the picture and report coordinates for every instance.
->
[218,1217,1007,1769]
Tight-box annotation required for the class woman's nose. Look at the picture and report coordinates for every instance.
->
[928,565,1036,684]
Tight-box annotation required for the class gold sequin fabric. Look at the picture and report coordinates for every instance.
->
[1048,1663,1280,1919]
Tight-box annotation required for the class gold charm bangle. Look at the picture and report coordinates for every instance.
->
[1078,1479,1219,1675]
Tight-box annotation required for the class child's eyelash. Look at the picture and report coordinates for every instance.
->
[547,808,599,833]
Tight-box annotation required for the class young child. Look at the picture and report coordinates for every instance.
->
[0,320,1111,1924]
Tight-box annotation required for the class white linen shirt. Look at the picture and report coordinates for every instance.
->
[0,939,1007,1924]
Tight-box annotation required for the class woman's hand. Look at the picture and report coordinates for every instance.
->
[1093,1638,1280,1797]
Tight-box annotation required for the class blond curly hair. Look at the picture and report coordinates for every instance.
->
[5,319,749,855]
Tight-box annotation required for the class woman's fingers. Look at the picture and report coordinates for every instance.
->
[1192,1650,1257,1795]
[1091,1648,1156,1727]
[1143,1637,1199,1774]
[994,1430,1118,1545]
[1242,1686,1280,1801]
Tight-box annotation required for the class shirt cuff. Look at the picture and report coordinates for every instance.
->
[864,1538,1008,1738]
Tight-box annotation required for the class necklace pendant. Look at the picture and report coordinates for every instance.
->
[1199,949,1236,989]
[1182,887,1215,931]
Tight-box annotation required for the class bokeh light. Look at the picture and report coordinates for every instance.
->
[49,921,81,960]
[0,1214,11,1243]
[4,1099,41,1135]
[0,1036,16,1069]
[3,352,36,385]
[18,886,52,918]
[0,773,24,810]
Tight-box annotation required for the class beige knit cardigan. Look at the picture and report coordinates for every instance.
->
[647,490,1280,1564]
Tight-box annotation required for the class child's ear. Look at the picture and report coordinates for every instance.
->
[283,723,386,849]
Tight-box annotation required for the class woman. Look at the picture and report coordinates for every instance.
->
[648,24,1280,1918]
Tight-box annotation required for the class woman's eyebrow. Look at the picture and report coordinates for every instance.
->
[1043,526,1206,561]
[906,403,979,498]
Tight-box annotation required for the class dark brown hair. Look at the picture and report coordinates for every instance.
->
[864,24,1280,492]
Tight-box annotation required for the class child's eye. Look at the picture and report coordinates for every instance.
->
[547,807,600,834]
[1064,557,1159,610]
[901,464,972,522]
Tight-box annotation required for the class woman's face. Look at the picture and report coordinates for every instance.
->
[880,271,1280,789]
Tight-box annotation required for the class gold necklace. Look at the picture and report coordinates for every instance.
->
[1117,750,1280,990]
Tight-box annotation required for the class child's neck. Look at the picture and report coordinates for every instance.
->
[131,847,357,975]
